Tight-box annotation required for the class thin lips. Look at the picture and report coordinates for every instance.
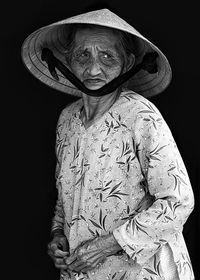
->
[84,78,104,83]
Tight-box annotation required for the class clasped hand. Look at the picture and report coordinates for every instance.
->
[48,233,121,274]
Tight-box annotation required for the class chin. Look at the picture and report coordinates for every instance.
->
[86,85,103,90]
[83,80,106,90]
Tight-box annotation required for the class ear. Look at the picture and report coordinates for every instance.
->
[126,53,135,71]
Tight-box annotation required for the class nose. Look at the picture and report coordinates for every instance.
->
[86,59,102,76]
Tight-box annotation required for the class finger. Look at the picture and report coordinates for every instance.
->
[65,254,78,265]
[54,249,69,257]
[59,240,68,252]
[55,263,69,269]
[54,258,69,270]
[73,264,91,273]
[60,269,70,277]
[67,260,85,271]
[49,243,59,252]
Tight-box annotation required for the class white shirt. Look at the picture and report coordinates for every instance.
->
[52,90,194,280]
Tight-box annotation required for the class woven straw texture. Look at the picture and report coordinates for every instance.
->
[21,9,172,97]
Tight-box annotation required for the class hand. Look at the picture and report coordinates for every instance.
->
[65,234,122,274]
[48,234,70,271]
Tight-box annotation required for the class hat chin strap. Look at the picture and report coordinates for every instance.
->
[41,48,158,97]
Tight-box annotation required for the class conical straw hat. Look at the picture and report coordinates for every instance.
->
[21,8,172,98]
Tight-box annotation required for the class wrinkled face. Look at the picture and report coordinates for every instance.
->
[70,27,124,90]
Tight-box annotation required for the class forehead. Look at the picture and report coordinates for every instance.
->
[74,27,119,49]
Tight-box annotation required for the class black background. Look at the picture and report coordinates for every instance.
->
[2,0,199,279]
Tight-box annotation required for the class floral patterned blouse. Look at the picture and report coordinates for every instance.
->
[52,90,194,280]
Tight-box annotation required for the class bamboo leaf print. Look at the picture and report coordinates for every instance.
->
[114,191,128,196]
[168,166,176,172]
[157,261,161,276]
[159,239,167,243]
[124,150,132,156]
[143,268,158,276]
[153,122,157,130]
[102,187,110,192]
[135,224,150,236]
[156,213,163,219]
[108,194,122,200]
[101,144,109,152]
[99,154,106,158]
[102,215,107,231]
[70,165,77,170]
[155,145,167,154]
[137,248,144,254]
[165,215,173,221]
[139,110,155,114]
[167,200,173,212]
[99,209,102,225]
[172,174,179,191]
[121,141,125,157]
[121,123,127,128]
[174,202,181,214]
[119,272,127,280]
[176,174,187,185]
[88,219,102,230]
[107,127,111,135]
[109,112,114,118]
[110,120,114,128]
[141,101,156,113]
[109,182,122,194]
[105,180,112,187]
[127,244,135,253]
[100,192,103,202]
[74,172,85,187]
[105,119,109,127]
[153,255,157,271]
[126,155,131,163]
[135,219,148,228]
[80,215,86,221]
[148,102,156,111]
[88,227,96,236]
[112,272,117,279]
[149,155,160,161]
[150,144,159,154]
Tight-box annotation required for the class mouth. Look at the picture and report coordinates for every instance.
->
[84,79,105,84]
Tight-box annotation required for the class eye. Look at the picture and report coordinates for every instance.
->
[73,50,90,64]
[101,52,113,60]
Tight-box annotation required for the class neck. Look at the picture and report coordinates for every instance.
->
[81,88,121,125]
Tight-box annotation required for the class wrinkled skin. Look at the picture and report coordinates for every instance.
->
[65,234,121,273]
[70,27,125,90]
[48,235,70,272]
[48,192,154,274]
[69,27,134,128]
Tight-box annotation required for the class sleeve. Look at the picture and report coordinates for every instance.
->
[113,100,194,265]
[51,108,68,236]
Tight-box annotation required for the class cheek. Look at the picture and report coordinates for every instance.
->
[104,64,123,79]
[70,62,85,79]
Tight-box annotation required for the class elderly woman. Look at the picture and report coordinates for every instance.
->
[22,9,194,280]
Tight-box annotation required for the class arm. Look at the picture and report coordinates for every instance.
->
[113,101,194,265]
[48,108,70,272]
[51,110,66,237]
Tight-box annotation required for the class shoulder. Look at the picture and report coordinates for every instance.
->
[57,98,82,125]
[118,90,164,129]
[121,90,161,116]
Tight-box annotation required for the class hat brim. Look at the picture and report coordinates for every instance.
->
[21,9,172,97]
